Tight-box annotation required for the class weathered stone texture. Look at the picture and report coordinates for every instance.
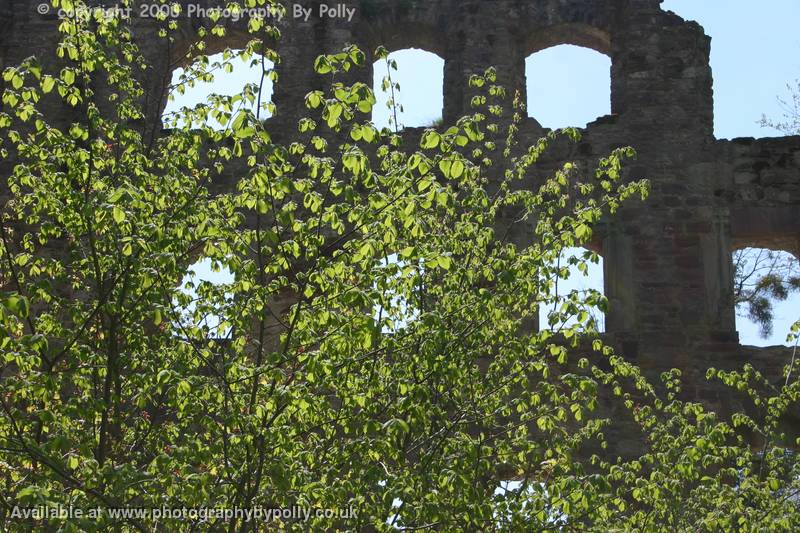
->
[1,0,799,447]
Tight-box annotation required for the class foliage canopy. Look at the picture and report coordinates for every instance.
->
[0,1,798,531]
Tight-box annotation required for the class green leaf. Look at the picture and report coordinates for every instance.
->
[314,56,333,74]
[306,91,323,109]
[439,159,452,178]
[421,131,440,149]
[41,76,55,93]
[62,68,75,86]
[112,206,126,224]
[235,126,255,139]
[450,160,465,178]
[4,294,29,318]
[177,380,191,395]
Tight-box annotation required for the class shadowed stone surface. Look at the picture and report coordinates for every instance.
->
[1,0,798,453]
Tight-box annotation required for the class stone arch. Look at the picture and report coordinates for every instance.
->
[518,23,613,126]
[525,44,612,129]
[524,23,612,58]
[352,5,448,60]
[349,3,449,126]
[730,206,800,259]
[155,9,281,126]
[166,13,257,67]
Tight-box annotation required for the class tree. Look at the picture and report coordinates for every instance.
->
[0,2,798,531]
[733,248,800,339]
[760,77,800,135]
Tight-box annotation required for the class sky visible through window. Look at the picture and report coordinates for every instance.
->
[162,51,273,129]
[526,44,611,129]
[372,48,444,130]
[170,1,800,346]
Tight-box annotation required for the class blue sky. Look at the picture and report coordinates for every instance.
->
[169,1,800,346]
[663,0,800,140]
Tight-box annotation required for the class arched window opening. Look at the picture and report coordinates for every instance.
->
[162,50,274,130]
[539,247,606,333]
[733,247,800,346]
[372,48,444,131]
[175,258,235,339]
[525,45,611,129]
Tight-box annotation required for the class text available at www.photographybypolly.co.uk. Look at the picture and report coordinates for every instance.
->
[11,504,358,523]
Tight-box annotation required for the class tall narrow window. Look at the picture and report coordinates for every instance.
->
[539,247,606,333]
[525,45,611,129]
[372,48,444,131]
[175,258,235,339]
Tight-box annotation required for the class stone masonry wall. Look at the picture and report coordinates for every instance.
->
[1,0,799,449]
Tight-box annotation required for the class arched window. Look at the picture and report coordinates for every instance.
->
[539,247,606,333]
[525,45,611,129]
[372,48,444,131]
[162,50,274,130]
[732,247,800,346]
